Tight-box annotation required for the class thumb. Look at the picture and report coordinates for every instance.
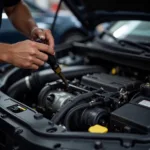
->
[36,29,46,40]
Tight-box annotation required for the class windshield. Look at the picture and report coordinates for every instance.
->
[103,21,150,43]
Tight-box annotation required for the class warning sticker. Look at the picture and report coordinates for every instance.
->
[139,100,150,108]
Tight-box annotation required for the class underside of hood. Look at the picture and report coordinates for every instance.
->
[63,0,150,30]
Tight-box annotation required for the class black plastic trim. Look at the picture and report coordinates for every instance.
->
[1,91,150,150]
[72,41,150,71]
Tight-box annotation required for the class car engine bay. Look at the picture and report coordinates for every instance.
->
[1,37,150,149]
[1,0,150,149]
[2,49,150,136]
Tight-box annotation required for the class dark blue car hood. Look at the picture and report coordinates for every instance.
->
[64,0,150,30]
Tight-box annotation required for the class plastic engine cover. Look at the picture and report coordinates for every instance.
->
[81,73,141,92]
[111,97,150,134]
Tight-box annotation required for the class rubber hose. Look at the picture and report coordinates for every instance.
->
[1,67,28,91]
[64,102,103,130]
[37,65,104,86]
[51,89,102,124]
[7,78,29,99]
[7,66,104,98]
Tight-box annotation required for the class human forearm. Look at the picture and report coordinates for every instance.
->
[0,43,11,62]
[4,0,37,38]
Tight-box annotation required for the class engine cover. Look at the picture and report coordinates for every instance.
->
[81,73,141,92]
[111,96,150,134]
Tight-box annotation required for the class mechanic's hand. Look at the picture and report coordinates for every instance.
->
[6,40,54,70]
[31,27,55,55]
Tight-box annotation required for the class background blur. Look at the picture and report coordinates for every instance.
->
[28,0,69,12]
[0,0,109,45]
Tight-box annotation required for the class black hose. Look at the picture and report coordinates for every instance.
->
[64,101,103,130]
[0,67,29,91]
[51,0,63,33]
[7,78,29,99]
[51,89,102,124]
[7,66,104,98]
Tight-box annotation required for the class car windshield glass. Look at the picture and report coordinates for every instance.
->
[102,21,150,43]
[100,30,150,52]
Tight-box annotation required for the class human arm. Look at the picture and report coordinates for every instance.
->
[4,0,54,50]
[0,40,55,70]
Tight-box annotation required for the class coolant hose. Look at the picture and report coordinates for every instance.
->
[51,89,102,124]
[7,66,104,99]
[64,101,103,130]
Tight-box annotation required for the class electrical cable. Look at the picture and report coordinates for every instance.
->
[51,0,63,33]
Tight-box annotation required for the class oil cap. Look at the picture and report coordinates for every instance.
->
[88,124,108,134]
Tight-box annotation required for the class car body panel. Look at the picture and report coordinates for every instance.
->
[64,0,150,31]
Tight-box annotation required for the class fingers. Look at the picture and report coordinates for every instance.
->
[32,58,45,66]
[32,41,54,55]
[45,30,55,50]
[35,51,48,61]
[31,28,55,55]
[26,58,45,70]
[36,29,54,50]
[36,29,46,40]
[31,27,45,40]
[23,54,46,70]
[30,64,39,70]
[33,41,48,51]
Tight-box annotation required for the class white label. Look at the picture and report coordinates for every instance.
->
[139,100,150,108]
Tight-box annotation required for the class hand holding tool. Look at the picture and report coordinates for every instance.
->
[36,38,68,88]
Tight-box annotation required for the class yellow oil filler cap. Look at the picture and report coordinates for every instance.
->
[88,124,108,134]
[111,68,117,75]
[111,67,119,75]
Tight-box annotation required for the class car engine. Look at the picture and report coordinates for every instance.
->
[2,47,150,139]
[26,71,150,134]
[1,51,150,149]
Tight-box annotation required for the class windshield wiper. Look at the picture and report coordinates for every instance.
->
[101,30,150,52]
